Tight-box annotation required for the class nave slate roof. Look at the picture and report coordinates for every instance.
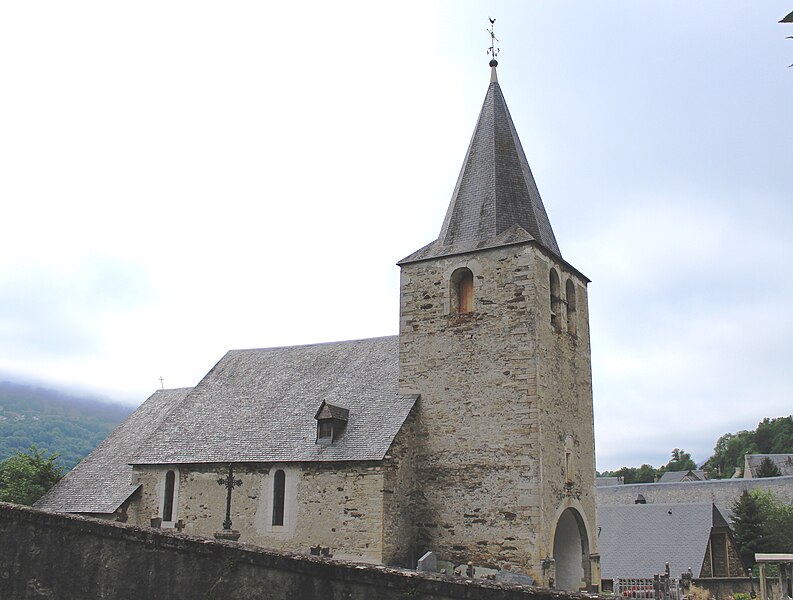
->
[35,387,190,514]
[400,65,561,265]
[37,337,416,514]
[131,335,417,465]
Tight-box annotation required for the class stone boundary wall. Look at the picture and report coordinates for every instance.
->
[0,503,600,600]
[596,475,793,516]
[694,577,754,599]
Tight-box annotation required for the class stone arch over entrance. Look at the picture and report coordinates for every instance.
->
[552,506,590,591]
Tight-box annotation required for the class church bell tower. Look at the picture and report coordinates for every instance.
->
[398,57,599,591]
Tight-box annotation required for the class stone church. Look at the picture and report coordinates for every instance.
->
[37,59,599,591]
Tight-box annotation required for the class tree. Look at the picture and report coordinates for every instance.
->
[756,457,782,478]
[732,490,793,569]
[756,416,793,454]
[702,416,793,479]
[731,490,767,569]
[634,464,657,483]
[0,445,64,505]
[665,448,697,472]
[704,430,756,478]
[614,466,637,484]
[764,496,793,554]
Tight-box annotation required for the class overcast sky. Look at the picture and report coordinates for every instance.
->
[1,2,791,472]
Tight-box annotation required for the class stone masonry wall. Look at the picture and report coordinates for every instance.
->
[399,242,598,585]
[699,529,745,578]
[131,460,387,563]
[0,502,606,600]
[381,406,421,567]
[532,249,598,571]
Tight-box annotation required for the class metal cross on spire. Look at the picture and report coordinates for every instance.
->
[487,17,499,65]
[217,463,242,531]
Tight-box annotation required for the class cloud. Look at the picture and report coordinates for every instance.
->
[586,193,793,470]
[0,257,153,361]
[0,2,790,471]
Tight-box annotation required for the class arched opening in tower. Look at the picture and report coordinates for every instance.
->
[450,267,474,314]
[552,507,590,591]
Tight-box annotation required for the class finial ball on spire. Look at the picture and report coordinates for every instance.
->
[489,59,498,68]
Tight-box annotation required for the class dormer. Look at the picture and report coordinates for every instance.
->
[314,401,349,445]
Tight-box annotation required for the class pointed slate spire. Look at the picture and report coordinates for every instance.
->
[400,62,561,264]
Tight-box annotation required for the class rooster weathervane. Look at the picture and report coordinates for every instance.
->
[487,17,499,65]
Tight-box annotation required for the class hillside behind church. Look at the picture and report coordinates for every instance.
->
[0,380,132,469]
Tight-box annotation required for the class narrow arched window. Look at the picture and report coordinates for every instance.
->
[566,279,577,336]
[272,469,285,526]
[450,268,474,314]
[564,435,575,484]
[162,470,176,522]
[549,269,562,331]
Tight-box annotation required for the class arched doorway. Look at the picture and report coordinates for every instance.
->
[553,507,590,591]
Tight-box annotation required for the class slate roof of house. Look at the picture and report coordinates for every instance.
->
[744,454,793,478]
[131,336,417,464]
[399,65,561,265]
[598,503,727,579]
[34,387,190,514]
[595,476,623,487]
[658,469,707,483]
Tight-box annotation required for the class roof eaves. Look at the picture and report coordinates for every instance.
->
[398,237,590,283]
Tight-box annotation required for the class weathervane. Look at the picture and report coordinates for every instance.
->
[487,17,499,65]
[782,10,793,67]
[217,463,242,531]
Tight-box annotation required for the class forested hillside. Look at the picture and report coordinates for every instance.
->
[703,415,793,478]
[0,381,133,470]
[599,415,793,482]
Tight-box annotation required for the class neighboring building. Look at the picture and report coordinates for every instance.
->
[598,503,745,584]
[595,477,623,487]
[595,475,793,520]
[658,470,709,483]
[37,59,599,591]
[743,454,793,478]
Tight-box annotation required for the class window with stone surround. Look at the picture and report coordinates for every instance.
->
[272,469,286,526]
[565,279,577,337]
[450,267,474,314]
[550,268,562,332]
[162,470,176,523]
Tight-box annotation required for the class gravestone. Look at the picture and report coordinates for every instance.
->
[417,551,437,573]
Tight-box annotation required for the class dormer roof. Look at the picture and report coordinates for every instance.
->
[314,401,350,422]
